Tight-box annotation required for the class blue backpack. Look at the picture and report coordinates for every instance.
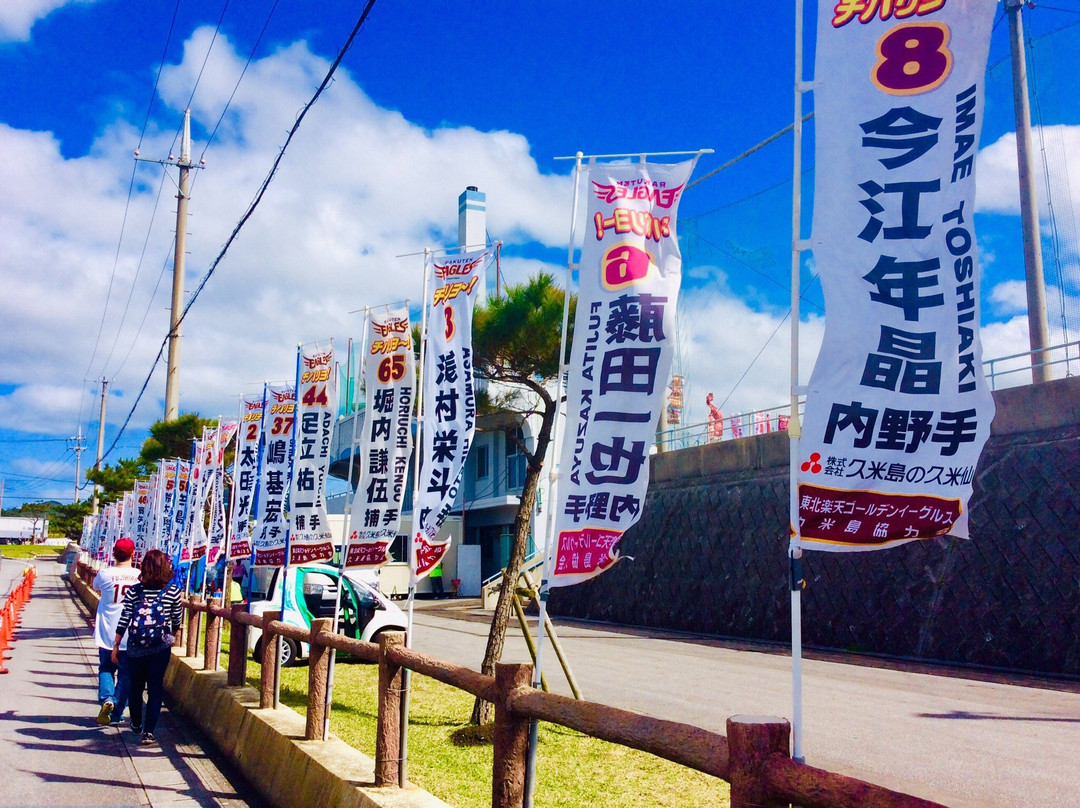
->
[128,588,169,653]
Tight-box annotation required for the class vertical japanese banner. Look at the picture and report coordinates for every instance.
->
[158,460,178,553]
[550,160,694,587]
[412,248,490,578]
[799,0,997,550]
[253,386,295,566]
[121,491,135,543]
[146,471,164,551]
[185,430,213,562]
[229,395,264,561]
[168,461,190,558]
[204,422,237,565]
[288,342,337,564]
[133,479,152,558]
[346,306,415,568]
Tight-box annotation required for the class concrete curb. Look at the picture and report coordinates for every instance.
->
[70,568,450,808]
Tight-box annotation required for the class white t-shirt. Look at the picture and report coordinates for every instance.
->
[93,566,141,650]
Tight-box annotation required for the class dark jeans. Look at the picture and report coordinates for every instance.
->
[127,647,171,733]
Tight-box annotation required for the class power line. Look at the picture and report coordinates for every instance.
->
[98,0,382,465]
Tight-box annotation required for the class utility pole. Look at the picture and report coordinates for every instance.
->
[1007,0,1052,384]
[69,429,87,504]
[92,378,108,516]
[135,109,202,420]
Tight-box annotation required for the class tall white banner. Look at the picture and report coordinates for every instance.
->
[288,342,337,565]
[799,0,997,550]
[229,395,264,561]
[253,386,295,566]
[167,462,190,559]
[133,479,152,559]
[550,160,694,587]
[412,248,490,578]
[346,306,415,568]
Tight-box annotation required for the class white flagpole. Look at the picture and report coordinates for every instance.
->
[324,320,370,740]
[789,0,808,763]
[275,345,304,710]
[402,250,432,787]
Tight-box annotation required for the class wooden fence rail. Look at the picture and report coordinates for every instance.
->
[90,567,943,808]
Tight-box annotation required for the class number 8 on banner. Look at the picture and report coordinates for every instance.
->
[873,22,953,96]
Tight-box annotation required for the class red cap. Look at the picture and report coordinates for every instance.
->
[114,538,135,555]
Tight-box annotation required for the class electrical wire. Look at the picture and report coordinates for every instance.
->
[97,0,382,465]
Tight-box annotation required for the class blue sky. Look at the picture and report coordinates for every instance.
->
[1,0,1078,508]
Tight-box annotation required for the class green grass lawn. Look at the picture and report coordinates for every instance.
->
[0,544,65,560]
[217,624,729,807]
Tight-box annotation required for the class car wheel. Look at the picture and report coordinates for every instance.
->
[280,637,299,667]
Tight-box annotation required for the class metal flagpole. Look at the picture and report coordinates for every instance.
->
[324,324,370,740]
[789,0,809,763]
[402,251,433,788]
[523,152,585,808]
[275,345,304,710]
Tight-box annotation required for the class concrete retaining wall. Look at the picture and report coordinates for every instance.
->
[550,376,1080,678]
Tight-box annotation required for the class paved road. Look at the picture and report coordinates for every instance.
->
[410,600,1080,808]
[0,557,264,808]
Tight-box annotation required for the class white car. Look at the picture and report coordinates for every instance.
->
[247,563,407,666]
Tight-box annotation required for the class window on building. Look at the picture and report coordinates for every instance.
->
[475,444,490,479]
[506,427,527,492]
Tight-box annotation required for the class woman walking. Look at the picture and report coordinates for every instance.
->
[112,549,183,746]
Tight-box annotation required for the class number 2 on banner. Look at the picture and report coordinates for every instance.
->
[873,22,952,96]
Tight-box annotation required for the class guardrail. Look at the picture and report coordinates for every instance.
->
[149,572,946,808]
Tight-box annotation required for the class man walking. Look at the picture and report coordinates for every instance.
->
[92,538,139,725]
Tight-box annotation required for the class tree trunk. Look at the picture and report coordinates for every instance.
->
[471,408,554,725]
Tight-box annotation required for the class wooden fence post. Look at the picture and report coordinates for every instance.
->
[305,618,333,741]
[492,662,532,808]
[726,715,790,808]
[203,597,222,671]
[259,610,281,709]
[375,631,405,787]
[227,604,248,687]
[186,595,203,658]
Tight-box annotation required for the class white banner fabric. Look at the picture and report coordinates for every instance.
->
[287,343,337,565]
[345,306,415,568]
[253,386,295,566]
[799,0,997,551]
[412,249,490,578]
[550,160,694,587]
[229,395,264,561]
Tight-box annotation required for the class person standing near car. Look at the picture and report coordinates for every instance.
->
[113,549,183,746]
[92,538,139,726]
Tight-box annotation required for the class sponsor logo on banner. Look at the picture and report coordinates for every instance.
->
[550,160,694,587]
[253,387,295,567]
[412,249,491,577]
[799,0,997,550]
[288,344,337,565]
[229,396,264,560]
[347,307,415,568]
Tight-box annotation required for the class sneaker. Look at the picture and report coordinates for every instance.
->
[140,732,157,746]
[96,701,114,726]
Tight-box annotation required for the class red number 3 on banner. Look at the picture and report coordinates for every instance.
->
[873,22,952,96]
[443,307,455,340]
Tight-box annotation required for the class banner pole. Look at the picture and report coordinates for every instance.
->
[789,0,808,764]
[523,152,585,808]
[324,324,370,740]
[275,345,303,710]
[402,250,432,787]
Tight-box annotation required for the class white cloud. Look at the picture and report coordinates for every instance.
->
[988,280,1028,316]
[976,126,1080,231]
[0,0,96,42]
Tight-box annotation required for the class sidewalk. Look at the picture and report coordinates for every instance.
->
[0,556,263,808]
